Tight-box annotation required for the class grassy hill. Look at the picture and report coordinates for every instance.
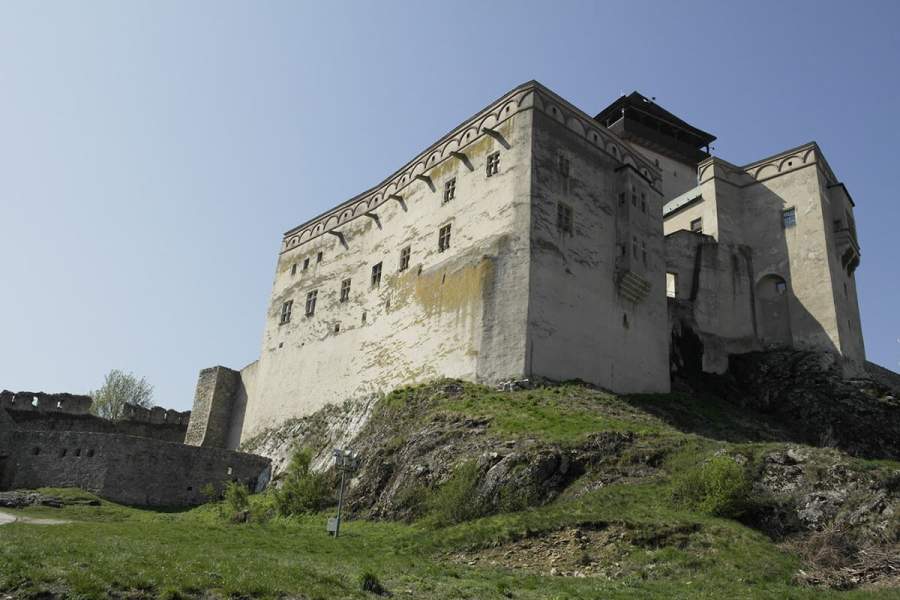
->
[1,376,898,599]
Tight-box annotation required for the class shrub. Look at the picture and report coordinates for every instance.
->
[224,481,250,521]
[358,571,387,595]
[671,454,751,518]
[273,447,332,517]
[427,461,485,526]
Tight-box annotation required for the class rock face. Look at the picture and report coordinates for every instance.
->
[712,351,900,460]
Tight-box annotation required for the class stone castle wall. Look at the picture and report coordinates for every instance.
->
[0,407,270,507]
[661,143,866,374]
[1,390,191,443]
[184,366,240,448]
[0,427,270,507]
[235,105,537,443]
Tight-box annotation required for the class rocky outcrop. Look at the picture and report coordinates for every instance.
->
[711,351,900,460]
[748,445,899,589]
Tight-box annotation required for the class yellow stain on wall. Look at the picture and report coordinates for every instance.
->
[391,257,494,319]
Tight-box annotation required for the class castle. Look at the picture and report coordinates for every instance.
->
[187,82,865,449]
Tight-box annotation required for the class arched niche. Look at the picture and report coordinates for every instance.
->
[756,274,793,347]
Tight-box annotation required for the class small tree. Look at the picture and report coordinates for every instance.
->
[273,448,331,516]
[89,369,154,420]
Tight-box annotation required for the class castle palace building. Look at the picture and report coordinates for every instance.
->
[185,82,865,450]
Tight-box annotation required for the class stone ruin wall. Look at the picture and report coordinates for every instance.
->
[0,426,270,507]
[0,390,192,444]
[0,388,271,507]
[184,366,240,449]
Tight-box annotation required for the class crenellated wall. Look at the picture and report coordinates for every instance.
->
[0,390,93,415]
[0,390,192,443]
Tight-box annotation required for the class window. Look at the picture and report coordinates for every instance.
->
[443,178,456,203]
[666,272,678,298]
[833,219,842,232]
[641,240,647,265]
[361,311,367,324]
[632,193,637,207]
[438,224,452,252]
[305,290,318,317]
[303,257,310,271]
[782,207,796,228]
[556,202,573,235]
[399,246,411,271]
[486,151,500,177]
[371,262,382,287]
[317,251,323,263]
[775,281,787,295]
[333,322,341,334]
[279,300,293,325]
[641,193,647,214]
[690,218,703,233]
[618,192,625,207]
[340,278,351,302]
[291,263,297,276]
[632,236,639,258]
[558,154,570,177]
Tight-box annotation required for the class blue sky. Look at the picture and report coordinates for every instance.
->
[1,1,898,410]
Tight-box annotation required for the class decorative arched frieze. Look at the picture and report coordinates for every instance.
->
[280,81,660,253]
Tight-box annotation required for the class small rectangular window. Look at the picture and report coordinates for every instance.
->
[666,273,678,298]
[641,241,647,265]
[558,154,570,177]
[438,224,452,252]
[690,218,702,233]
[641,193,647,214]
[371,263,382,288]
[340,278,351,303]
[305,290,318,317]
[556,202,573,235]
[632,236,639,258]
[632,193,637,207]
[486,152,500,177]
[399,246,411,271]
[317,251,323,263]
[443,178,456,203]
[833,219,842,232]
[783,207,796,228]
[303,257,310,271]
[618,192,625,206]
[291,263,297,276]
[333,322,341,334]
[279,300,293,325]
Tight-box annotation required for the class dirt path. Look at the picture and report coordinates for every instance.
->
[0,510,70,526]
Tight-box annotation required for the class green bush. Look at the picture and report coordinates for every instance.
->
[427,461,485,526]
[273,447,332,517]
[671,454,751,518]
[224,481,251,521]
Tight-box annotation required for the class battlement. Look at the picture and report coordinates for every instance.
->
[0,390,93,415]
[0,390,191,426]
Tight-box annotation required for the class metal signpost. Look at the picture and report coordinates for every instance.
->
[328,447,360,538]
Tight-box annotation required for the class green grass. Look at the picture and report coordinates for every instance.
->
[0,484,895,600]
[437,383,671,443]
[3,382,897,599]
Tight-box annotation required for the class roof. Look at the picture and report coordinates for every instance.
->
[595,92,716,147]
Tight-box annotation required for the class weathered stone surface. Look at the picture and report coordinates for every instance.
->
[723,351,900,459]
[0,408,271,507]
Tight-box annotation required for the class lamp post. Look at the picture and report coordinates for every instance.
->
[328,447,360,538]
